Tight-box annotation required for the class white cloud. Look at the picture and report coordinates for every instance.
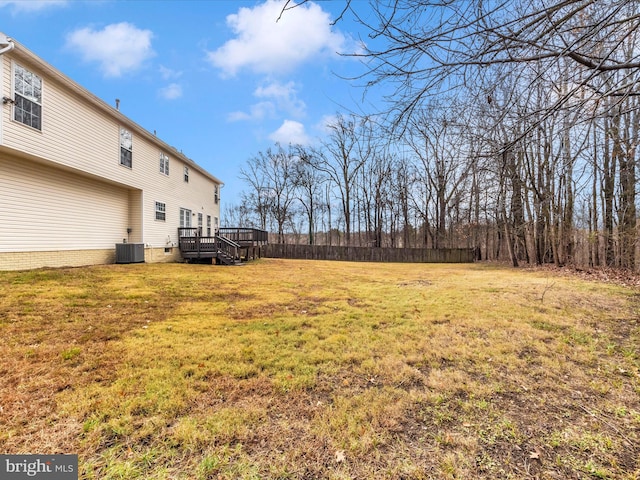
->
[0,0,67,12]
[228,81,305,122]
[159,65,182,80]
[228,102,275,122]
[207,0,350,76]
[255,81,305,117]
[158,83,183,100]
[316,114,339,134]
[269,119,311,145]
[254,81,294,99]
[65,23,155,77]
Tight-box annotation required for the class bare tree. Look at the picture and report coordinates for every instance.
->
[247,0,640,269]
[392,155,414,248]
[352,1,640,131]
[315,113,370,245]
[294,146,327,245]
[222,202,252,229]
[239,144,298,242]
[238,158,272,231]
[405,104,471,248]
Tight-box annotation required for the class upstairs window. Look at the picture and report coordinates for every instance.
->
[120,128,132,168]
[160,152,169,175]
[183,166,189,183]
[214,185,220,204]
[13,64,42,130]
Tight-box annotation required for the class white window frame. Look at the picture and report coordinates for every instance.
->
[120,128,132,168]
[13,63,42,131]
[183,166,189,183]
[179,208,192,228]
[155,201,166,221]
[214,185,220,204]
[207,215,212,236]
[160,152,169,175]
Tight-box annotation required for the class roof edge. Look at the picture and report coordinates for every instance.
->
[2,32,223,186]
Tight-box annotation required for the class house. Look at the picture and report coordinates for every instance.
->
[0,33,223,271]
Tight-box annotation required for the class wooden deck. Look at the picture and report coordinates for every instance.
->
[217,227,269,247]
[178,227,268,264]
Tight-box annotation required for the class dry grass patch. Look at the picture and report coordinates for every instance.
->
[0,259,639,479]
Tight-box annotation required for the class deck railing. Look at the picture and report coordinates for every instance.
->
[177,228,217,257]
[217,227,268,245]
[178,227,266,262]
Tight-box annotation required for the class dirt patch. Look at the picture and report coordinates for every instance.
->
[397,279,432,287]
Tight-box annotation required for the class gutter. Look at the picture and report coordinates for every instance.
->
[0,33,15,55]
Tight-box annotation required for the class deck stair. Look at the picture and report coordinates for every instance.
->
[177,227,267,264]
[215,235,241,265]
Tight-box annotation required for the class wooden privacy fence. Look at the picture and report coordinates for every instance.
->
[263,244,475,263]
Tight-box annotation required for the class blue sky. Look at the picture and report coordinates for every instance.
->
[2,0,381,207]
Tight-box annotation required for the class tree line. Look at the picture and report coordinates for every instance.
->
[227,0,639,270]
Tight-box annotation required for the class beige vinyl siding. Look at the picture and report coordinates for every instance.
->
[0,155,129,252]
[3,52,221,188]
[3,57,124,184]
[1,45,223,265]
[143,154,221,247]
[128,190,143,243]
[3,54,221,250]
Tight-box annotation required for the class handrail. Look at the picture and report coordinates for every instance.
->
[216,234,240,249]
[215,234,239,260]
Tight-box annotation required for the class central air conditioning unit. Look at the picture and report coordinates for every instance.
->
[115,243,145,264]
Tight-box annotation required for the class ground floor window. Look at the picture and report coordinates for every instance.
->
[179,208,192,228]
[155,201,166,221]
[207,215,212,236]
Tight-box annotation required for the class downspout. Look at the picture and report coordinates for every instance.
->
[0,34,15,55]
[0,34,14,146]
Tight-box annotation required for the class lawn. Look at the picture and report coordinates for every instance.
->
[0,259,638,479]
